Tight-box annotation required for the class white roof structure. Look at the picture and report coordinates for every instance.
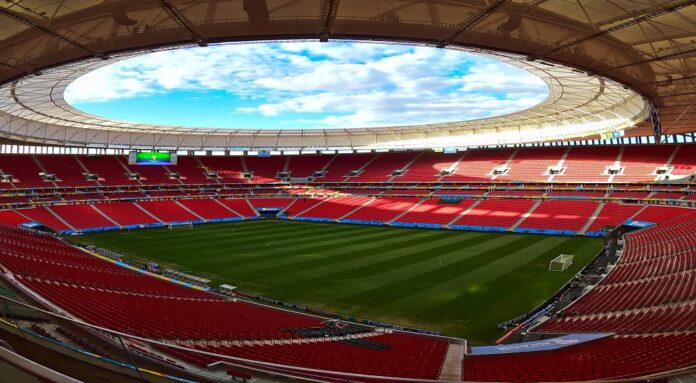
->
[0,0,692,150]
[0,44,647,150]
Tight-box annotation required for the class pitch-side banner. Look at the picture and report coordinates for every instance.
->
[471,333,613,355]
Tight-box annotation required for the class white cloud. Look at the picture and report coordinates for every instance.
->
[458,62,548,95]
[64,42,549,128]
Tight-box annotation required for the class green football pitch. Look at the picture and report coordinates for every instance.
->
[75,220,603,345]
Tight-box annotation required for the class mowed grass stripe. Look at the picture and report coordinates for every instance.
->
[337,235,545,307]
[113,220,371,251]
[459,238,594,312]
[322,234,516,301]
[180,225,381,267]
[90,222,376,267]
[77,220,604,344]
[322,235,598,344]
[278,232,495,288]
[238,231,500,309]
[167,221,374,252]
[229,227,431,275]
[246,230,458,281]
[389,237,581,313]
[426,237,600,343]
[230,231,497,306]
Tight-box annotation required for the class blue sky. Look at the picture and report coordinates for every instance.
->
[64,41,549,129]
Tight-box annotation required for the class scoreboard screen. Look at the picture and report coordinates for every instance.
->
[128,151,177,165]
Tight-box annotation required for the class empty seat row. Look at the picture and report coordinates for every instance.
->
[0,144,691,188]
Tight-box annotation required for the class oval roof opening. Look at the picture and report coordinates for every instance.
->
[64,41,549,130]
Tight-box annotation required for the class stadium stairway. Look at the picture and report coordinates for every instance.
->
[133,202,166,223]
[546,147,570,183]
[439,342,464,381]
[577,202,606,234]
[509,200,541,231]
[452,199,536,230]
[516,200,600,233]
[443,200,482,227]
[177,199,239,220]
[18,206,74,232]
[434,152,468,182]
[607,146,625,183]
[350,152,414,182]
[318,153,376,182]
[49,204,117,230]
[337,197,376,220]
[387,152,423,182]
[343,197,420,223]
[295,196,370,220]
[94,202,161,226]
[90,205,121,227]
[173,200,205,221]
[0,210,31,225]
[217,198,258,218]
[286,198,327,218]
[388,198,427,224]
[211,199,244,218]
[557,146,617,183]
[285,154,333,179]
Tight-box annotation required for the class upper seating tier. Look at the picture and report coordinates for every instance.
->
[0,144,694,189]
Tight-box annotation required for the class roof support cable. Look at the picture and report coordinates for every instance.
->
[436,0,509,48]
[159,0,208,47]
[319,0,340,42]
[0,7,107,60]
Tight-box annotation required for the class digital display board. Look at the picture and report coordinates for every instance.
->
[128,152,177,165]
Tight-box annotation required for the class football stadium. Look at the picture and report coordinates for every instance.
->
[0,1,694,383]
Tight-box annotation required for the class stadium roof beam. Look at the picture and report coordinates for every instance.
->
[436,0,510,49]
[0,61,33,76]
[649,101,662,140]
[642,74,696,87]
[629,30,696,47]
[534,0,695,59]
[319,0,340,42]
[658,91,696,99]
[591,0,693,28]
[0,6,107,60]
[609,46,696,72]
[159,0,207,47]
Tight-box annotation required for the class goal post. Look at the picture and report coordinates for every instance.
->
[549,254,574,271]
[167,222,193,230]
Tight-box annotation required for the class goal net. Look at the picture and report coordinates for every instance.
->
[549,254,574,271]
[167,222,193,230]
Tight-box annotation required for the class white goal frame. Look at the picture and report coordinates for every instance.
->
[549,254,574,271]
[167,222,194,230]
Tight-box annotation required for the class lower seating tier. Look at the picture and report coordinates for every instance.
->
[463,334,696,382]
[0,198,691,236]
[0,223,450,381]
